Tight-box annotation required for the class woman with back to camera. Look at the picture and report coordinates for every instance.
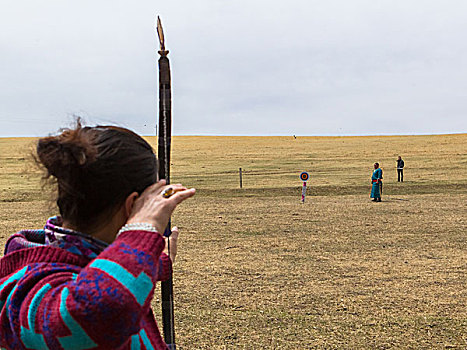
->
[0,122,195,349]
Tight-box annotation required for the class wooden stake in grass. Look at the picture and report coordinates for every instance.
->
[239,167,243,188]
[301,182,307,202]
[300,172,309,203]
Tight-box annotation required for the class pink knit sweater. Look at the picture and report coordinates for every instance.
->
[0,229,171,349]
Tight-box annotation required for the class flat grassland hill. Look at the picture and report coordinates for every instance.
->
[1,134,466,349]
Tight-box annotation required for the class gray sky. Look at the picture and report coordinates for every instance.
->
[0,0,466,137]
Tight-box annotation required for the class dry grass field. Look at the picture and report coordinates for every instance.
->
[0,134,466,349]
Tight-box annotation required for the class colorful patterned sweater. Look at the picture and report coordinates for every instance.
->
[0,220,172,349]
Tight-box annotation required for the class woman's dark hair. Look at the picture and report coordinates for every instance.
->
[36,121,158,231]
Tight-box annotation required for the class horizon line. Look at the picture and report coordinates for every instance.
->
[0,132,465,139]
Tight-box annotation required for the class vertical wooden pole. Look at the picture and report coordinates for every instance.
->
[301,181,307,202]
[156,16,176,349]
[239,168,243,188]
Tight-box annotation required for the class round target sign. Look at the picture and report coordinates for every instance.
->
[300,172,309,181]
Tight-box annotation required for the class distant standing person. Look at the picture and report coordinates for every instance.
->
[370,162,383,202]
[397,155,404,182]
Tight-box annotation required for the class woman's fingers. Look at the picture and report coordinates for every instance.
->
[164,226,179,263]
[169,188,196,204]
[161,184,187,198]
[170,226,179,238]
[169,226,179,263]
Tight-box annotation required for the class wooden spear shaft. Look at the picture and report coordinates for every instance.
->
[156,16,176,349]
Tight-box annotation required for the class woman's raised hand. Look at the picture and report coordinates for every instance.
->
[127,180,196,235]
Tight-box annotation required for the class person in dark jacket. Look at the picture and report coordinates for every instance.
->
[397,156,405,182]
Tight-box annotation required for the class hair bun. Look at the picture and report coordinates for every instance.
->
[37,124,97,179]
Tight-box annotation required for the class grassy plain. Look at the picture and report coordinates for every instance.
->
[0,134,466,349]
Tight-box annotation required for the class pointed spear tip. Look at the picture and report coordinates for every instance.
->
[156,15,169,55]
[157,16,162,29]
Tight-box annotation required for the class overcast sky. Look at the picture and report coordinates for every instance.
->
[0,0,466,137]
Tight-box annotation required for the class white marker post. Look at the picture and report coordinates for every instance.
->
[300,172,309,203]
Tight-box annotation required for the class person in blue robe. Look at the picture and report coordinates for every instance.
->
[370,162,383,202]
